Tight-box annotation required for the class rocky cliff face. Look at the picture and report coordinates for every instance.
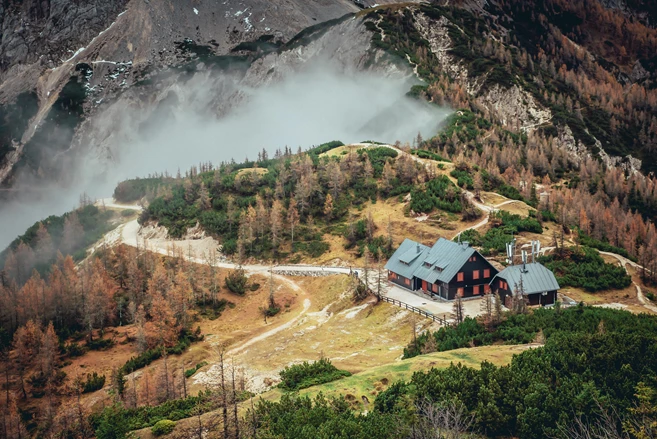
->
[0,0,420,189]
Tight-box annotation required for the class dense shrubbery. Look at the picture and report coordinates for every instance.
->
[403,317,491,358]
[249,306,657,439]
[494,211,543,234]
[278,358,351,391]
[151,420,176,436]
[91,392,215,439]
[450,168,474,189]
[538,246,631,291]
[121,328,203,374]
[411,149,450,162]
[250,394,398,439]
[577,231,637,262]
[113,177,170,203]
[184,362,208,378]
[224,267,248,295]
[405,305,657,359]
[383,330,657,439]
[87,337,114,351]
[82,372,106,393]
[410,175,463,213]
[456,210,541,254]
[361,147,398,177]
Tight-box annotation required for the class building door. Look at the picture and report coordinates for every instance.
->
[422,280,428,291]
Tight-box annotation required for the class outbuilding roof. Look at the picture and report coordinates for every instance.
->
[491,262,560,294]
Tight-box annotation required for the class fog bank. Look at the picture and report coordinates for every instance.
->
[0,62,451,250]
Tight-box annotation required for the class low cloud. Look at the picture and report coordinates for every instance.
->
[0,61,451,250]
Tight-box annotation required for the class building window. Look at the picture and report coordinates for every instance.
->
[457,287,464,297]
[432,284,438,293]
[484,284,491,294]
[484,269,490,278]
[473,285,480,295]
[405,278,411,286]
[473,270,480,280]
[457,272,464,282]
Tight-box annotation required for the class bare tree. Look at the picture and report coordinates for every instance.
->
[287,198,300,248]
[414,398,475,439]
[362,246,372,291]
[480,292,494,326]
[551,403,628,439]
[452,296,464,325]
[494,291,504,323]
[511,277,528,315]
[375,248,388,301]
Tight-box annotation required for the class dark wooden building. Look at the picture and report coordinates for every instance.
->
[490,262,560,307]
[385,238,499,300]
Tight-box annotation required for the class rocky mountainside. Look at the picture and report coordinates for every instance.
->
[0,0,416,188]
[0,0,656,198]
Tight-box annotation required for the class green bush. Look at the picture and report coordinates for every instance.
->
[91,393,215,438]
[225,267,248,295]
[411,149,450,162]
[410,176,462,213]
[87,337,114,351]
[494,211,543,234]
[184,362,208,378]
[151,420,176,436]
[82,372,106,393]
[279,358,351,391]
[450,169,474,189]
[121,329,203,374]
[64,342,87,357]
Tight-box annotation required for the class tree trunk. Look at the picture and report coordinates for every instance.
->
[220,352,228,439]
[232,365,239,439]
[182,366,187,399]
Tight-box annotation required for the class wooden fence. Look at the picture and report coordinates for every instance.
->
[380,296,450,325]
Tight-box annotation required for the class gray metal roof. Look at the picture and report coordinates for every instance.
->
[384,238,430,279]
[415,238,476,284]
[385,237,476,284]
[491,262,560,294]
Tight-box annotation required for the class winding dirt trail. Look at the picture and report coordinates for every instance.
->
[600,251,657,314]
[226,298,312,357]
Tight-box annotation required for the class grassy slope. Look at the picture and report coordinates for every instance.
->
[257,343,535,411]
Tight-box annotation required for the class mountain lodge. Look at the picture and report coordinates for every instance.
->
[385,237,560,305]
[384,238,499,300]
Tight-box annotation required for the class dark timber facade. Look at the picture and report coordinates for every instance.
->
[385,238,499,300]
[491,262,560,307]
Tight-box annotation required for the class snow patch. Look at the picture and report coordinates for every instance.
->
[193,8,199,15]
[62,10,128,63]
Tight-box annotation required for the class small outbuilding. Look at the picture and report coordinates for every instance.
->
[490,262,560,307]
